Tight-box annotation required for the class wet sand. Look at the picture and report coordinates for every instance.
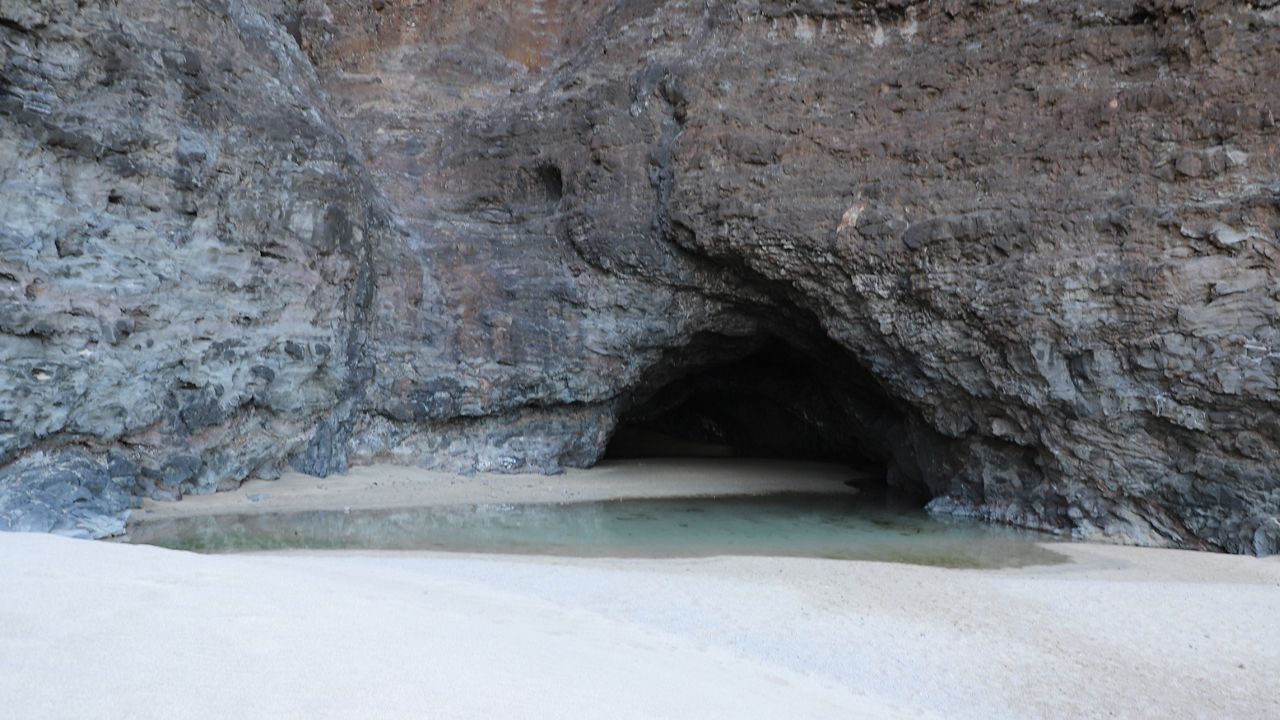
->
[4,460,1279,719]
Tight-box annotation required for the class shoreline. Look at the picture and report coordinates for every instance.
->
[128,458,867,524]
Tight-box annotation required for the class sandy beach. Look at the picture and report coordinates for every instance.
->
[127,459,867,521]
[3,462,1279,719]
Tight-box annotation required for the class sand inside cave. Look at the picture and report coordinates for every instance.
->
[127,458,868,521]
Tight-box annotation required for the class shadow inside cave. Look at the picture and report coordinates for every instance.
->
[603,332,932,508]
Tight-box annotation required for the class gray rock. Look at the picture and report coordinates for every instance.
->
[160,455,202,488]
[0,0,381,502]
[0,452,131,538]
[1254,518,1280,558]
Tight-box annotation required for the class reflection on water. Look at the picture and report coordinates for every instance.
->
[125,493,1068,569]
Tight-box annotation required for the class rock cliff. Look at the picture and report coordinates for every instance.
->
[2,0,1278,554]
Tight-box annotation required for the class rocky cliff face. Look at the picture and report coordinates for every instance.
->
[3,0,1278,554]
[0,0,391,534]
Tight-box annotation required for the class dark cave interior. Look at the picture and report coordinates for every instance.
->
[604,331,930,504]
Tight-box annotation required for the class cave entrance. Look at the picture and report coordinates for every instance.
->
[604,331,930,506]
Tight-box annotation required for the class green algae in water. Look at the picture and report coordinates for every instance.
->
[125,493,1068,569]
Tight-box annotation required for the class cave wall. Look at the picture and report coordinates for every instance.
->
[2,0,1278,553]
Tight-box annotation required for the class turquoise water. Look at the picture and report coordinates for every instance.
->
[125,493,1067,568]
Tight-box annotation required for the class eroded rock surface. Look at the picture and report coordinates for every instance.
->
[2,0,1278,552]
[0,0,392,535]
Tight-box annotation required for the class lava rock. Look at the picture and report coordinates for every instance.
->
[0,451,132,538]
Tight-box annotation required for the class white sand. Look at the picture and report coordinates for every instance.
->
[4,537,1278,719]
[4,460,1279,719]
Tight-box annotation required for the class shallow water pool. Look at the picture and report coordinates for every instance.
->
[125,492,1067,568]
